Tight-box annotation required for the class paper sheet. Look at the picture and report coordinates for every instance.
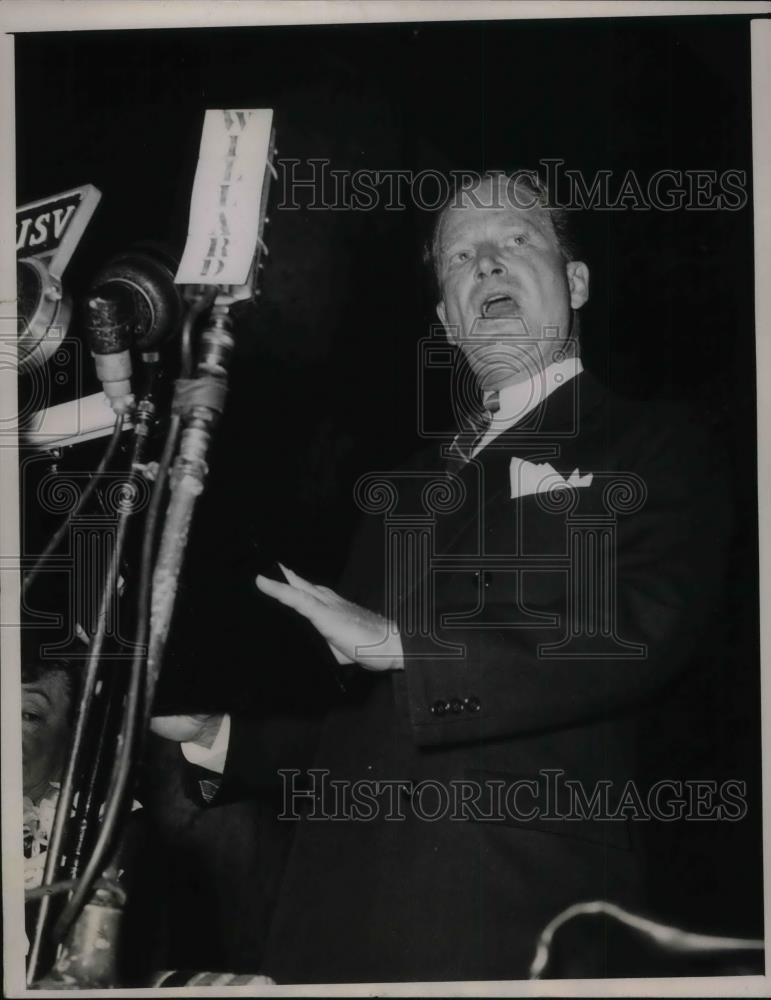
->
[176,109,273,285]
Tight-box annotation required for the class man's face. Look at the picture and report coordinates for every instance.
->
[436,179,589,390]
[22,669,72,802]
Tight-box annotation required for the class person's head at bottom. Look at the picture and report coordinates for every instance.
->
[22,657,76,804]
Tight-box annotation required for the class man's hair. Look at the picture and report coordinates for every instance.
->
[424,170,580,302]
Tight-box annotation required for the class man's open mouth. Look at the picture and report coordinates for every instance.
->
[480,293,519,319]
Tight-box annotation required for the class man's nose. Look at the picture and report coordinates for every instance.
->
[474,248,506,279]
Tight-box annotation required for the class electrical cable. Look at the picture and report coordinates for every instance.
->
[25,878,118,903]
[22,415,125,599]
[27,414,180,963]
[26,465,132,983]
[180,287,216,378]
[528,900,765,979]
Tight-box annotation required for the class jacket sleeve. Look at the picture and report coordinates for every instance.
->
[397,408,733,747]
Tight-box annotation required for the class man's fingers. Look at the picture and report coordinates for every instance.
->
[256,573,306,605]
[256,574,402,671]
[279,564,338,605]
[278,564,316,593]
[256,573,326,619]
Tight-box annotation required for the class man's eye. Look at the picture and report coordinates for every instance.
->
[22,711,41,723]
[508,234,528,247]
[450,250,471,265]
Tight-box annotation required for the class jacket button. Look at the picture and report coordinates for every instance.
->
[464,695,481,713]
[449,697,464,714]
[483,571,493,588]
[431,699,449,717]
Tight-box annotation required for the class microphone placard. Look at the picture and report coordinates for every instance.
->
[176,109,273,286]
[16,184,102,372]
[16,184,102,276]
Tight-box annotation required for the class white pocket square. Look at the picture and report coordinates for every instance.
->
[509,457,593,500]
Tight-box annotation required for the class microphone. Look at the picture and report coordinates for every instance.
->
[84,284,134,414]
[84,247,183,413]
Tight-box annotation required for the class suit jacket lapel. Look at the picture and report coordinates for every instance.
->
[389,369,612,632]
[433,369,610,555]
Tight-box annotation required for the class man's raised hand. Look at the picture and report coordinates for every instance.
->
[256,565,404,672]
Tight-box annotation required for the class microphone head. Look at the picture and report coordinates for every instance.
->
[84,286,133,355]
[83,286,134,411]
[88,246,183,351]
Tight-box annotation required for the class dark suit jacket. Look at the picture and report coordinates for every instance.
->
[220,369,733,983]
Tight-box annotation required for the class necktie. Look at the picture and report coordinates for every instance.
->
[445,391,500,476]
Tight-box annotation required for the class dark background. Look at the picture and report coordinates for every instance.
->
[16,14,763,969]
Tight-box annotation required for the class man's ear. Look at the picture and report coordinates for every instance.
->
[566,261,590,310]
[436,300,457,345]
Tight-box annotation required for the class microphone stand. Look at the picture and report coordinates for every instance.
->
[30,286,242,986]
[146,124,276,715]
[145,293,235,713]
[26,123,275,987]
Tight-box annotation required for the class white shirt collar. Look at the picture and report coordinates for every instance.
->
[473,355,583,455]
[484,355,583,422]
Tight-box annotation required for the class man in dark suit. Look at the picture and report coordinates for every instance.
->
[155,170,733,982]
